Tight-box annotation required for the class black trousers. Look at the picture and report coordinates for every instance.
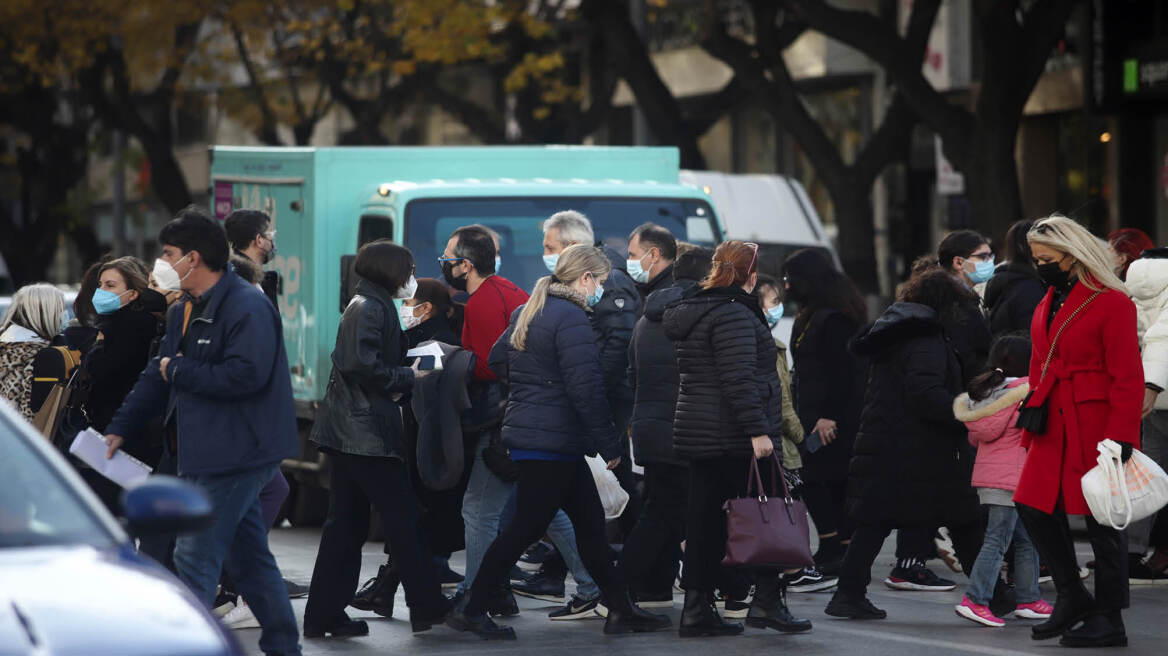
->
[895,526,937,562]
[619,462,687,592]
[467,459,618,614]
[837,521,983,598]
[1016,503,1128,611]
[609,396,643,540]
[305,451,444,625]
[682,456,788,592]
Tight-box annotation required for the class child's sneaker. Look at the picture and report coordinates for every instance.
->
[1013,599,1053,620]
[954,596,1006,627]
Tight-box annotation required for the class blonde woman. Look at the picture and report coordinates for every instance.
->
[446,244,670,640]
[0,284,65,421]
[1015,215,1143,648]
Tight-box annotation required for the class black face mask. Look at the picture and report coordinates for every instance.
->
[1036,261,1071,289]
[442,260,468,291]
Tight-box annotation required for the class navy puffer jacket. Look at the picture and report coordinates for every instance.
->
[489,284,622,461]
[662,285,782,460]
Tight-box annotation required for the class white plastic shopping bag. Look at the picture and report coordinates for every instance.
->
[586,455,630,520]
[1081,439,1168,530]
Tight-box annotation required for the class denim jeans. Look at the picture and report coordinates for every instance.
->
[457,431,515,593]
[500,488,600,599]
[967,504,1039,606]
[174,464,301,655]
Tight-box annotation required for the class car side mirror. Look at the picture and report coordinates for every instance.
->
[340,254,356,312]
[121,475,213,537]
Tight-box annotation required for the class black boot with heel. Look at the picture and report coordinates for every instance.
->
[679,589,744,637]
[747,578,812,633]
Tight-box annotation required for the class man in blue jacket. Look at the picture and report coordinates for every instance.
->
[105,207,300,656]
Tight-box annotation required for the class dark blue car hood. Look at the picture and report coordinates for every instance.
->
[0,545,236,656]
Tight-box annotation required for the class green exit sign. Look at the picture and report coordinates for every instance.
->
[1124,59,1139,93]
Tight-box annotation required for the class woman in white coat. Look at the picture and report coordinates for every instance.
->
[1123,249,1168,579]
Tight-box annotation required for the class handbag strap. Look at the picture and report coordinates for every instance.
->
[1037,290,1102,384]
[744,453,795,504]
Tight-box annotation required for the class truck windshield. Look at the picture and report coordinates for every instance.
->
[405,197,720,294]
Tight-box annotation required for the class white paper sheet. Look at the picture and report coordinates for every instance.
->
[406,341,446,370]
[69,428,153,488]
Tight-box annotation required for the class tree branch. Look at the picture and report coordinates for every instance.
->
[232,25,282,145]
[781,0,974,165]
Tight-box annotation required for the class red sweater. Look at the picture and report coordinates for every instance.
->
[462,276,529,381]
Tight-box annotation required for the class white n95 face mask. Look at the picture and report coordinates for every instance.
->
[153,255,190,292]
[394,275,418,300]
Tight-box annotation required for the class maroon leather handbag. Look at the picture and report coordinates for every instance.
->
[721,454,814,568]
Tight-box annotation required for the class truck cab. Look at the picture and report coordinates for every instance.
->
[210,146,723,521]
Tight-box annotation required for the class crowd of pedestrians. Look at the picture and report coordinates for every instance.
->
[4,204,1166,655]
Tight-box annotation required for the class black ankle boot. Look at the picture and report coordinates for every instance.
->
[1059,611,1127,648]
[1032,590,1094,640]
[679,589,744,638]
[603,587,672,635]
[747,579,812,633]
[349,563,398,617]
[303,616,369,639]
[487,583,520,617]
[445,592,517,640]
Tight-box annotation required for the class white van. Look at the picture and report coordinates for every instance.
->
[679,171,838,346]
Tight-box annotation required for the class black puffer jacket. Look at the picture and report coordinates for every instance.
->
[663,285,781,460]
[627,279,698,466]
[984,262,1045,338]
[311,278,415,459]
[592,245,641,403]
[790,308,865,483]
[846,302,979,528]
[945,294,992,385]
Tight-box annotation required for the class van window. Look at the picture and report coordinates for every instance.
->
[404,197,719,295]
[358,214,394,246]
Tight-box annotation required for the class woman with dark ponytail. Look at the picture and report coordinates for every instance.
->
[952,334,1052,627]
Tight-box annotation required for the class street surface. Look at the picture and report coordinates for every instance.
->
[244,527,1167,656]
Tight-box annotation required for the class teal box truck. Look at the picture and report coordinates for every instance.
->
[209,146,722,519]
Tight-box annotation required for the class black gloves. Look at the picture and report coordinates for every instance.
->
[1121,442,1133,463]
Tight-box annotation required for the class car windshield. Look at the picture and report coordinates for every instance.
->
[404,197,720,294]
[0,422,115,549]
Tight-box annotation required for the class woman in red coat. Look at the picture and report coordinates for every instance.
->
[1016,215,1143,649]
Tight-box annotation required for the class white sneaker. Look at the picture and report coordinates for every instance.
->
[213,600,235,618]
[222,602,260,630]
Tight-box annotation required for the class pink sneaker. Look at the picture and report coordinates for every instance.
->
[1013,599,1054,620]
[954,596,1006,627]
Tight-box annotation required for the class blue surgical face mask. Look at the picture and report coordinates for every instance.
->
[969,257,995,284]
[543,253,559,274]
[587,282,605,307]
[765,304,783,328]
[626,256,649,283]
[93,288,129,315]
[59,310,70,331]
[495,255,501,273]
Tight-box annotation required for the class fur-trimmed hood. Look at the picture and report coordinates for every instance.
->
[548,282,589,310]
[953,379,1030,422]
[849,302,943,357]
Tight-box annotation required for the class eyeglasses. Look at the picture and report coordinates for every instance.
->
[264,230,277,241]
[437,256,465,263]
[968,252,994,262]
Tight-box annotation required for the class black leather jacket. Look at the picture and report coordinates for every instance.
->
[311,278,415,458]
